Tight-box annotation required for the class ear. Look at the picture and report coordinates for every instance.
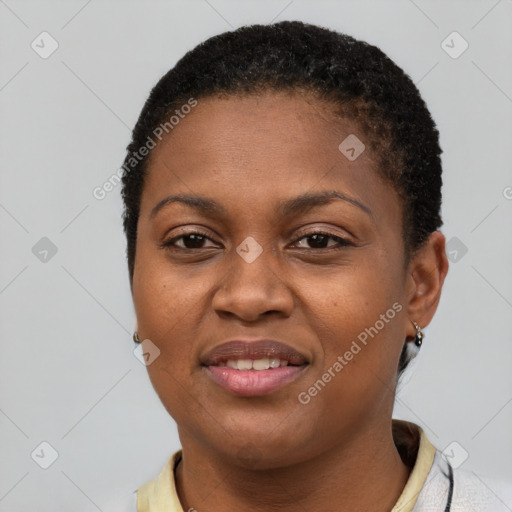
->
[405,231,449,340]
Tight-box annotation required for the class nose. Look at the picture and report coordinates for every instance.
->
[211,243,294,323]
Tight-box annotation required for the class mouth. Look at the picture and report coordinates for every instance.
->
[201,339,309,397]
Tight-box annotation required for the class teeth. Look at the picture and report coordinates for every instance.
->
[237,359,253,370]
[253,358,270,370]
[223,359,291,370]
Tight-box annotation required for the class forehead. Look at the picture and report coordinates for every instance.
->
[149,91,352,165]
[140,91,397,224]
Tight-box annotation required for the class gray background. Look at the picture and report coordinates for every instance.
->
[1,0,511,510]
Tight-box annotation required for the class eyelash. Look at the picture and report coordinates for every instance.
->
[161,229,354,252]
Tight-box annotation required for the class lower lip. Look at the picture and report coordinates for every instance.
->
[204,365,306,397]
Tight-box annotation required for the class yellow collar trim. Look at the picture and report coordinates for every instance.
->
[391,420,437,511]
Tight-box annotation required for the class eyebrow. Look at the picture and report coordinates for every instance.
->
[278,190,372,219]
[149,190,373,220]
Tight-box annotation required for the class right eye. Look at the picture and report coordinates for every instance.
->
[162,230,219,250]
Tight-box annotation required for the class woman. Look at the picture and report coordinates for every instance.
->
[121,21,511,511]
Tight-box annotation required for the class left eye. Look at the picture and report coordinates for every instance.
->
[292,232,352,250]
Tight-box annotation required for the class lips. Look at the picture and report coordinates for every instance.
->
[201,339,308,367]
[201,339,309,397]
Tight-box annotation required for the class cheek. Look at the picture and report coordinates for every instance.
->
[296,250,405,394]
[296,252,402,335]
[132,247,204,388]
[133,238,207,335]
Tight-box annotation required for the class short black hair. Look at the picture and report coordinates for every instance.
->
[121,20,443,377]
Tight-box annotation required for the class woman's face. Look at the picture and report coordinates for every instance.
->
[133,91,428,467]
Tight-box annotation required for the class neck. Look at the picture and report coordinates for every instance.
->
[175,421,411,512]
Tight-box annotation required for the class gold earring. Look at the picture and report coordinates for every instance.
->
[133,331,141,343]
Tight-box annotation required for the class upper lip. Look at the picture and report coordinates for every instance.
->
[201,339,309,366]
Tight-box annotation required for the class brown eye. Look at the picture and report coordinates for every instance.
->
[162,231,217,250]
[293,231,353,250]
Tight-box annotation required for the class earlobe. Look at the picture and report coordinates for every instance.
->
[405,231,449,334]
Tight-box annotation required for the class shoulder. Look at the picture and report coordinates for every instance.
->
[414,450,512,511]
[135,451,184,511]
[452,467,512,511]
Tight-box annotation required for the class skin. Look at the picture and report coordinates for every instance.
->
[132,90,449,511]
